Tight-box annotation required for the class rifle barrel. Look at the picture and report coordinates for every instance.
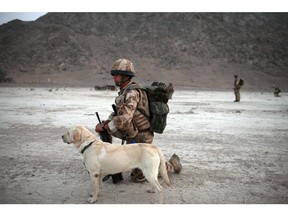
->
[95,112,101,124]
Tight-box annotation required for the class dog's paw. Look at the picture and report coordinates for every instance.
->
[87,196,97,203]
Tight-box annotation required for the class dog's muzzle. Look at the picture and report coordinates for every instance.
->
[61,135,70,144]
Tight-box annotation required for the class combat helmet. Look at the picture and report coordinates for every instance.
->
[111,58,136,77]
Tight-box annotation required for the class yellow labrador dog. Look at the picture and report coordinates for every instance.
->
[62,125,171,203]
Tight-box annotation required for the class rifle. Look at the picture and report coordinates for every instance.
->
[95,110,123,184]
[95,112,112,143]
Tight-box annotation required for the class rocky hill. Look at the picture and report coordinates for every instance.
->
[0,13,288,90]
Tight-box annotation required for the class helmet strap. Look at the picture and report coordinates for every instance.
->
[115,75,131,88]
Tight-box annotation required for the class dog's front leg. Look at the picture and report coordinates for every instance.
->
[88,173,100,203]
[98,174,102,190]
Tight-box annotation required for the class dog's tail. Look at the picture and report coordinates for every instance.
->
[157,148,171,186]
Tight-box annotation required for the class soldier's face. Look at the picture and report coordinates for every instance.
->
[113,74,129,86]
[113,74,122,86]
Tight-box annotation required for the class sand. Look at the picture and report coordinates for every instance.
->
[0,87,287,205]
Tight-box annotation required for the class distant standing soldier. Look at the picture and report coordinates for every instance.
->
[233,74,244,102]
[274,87,281,97]
[167,82,174,99]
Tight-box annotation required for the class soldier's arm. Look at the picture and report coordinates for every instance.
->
[107,90,139,133]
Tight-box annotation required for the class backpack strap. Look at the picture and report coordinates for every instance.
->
[125,83,143,92]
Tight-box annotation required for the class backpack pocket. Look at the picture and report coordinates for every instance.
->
[149,102,169,133]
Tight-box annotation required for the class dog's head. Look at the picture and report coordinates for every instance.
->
[62,125,96,148]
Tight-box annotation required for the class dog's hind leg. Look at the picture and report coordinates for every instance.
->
[87,173,100,203]
[144,173,163,204]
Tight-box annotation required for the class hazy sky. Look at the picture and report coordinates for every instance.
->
[0,12,47,25]
[0,1,285,26]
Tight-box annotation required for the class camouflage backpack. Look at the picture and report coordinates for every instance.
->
[126,82,170,134]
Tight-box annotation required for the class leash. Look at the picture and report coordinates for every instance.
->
[102,174,112,182]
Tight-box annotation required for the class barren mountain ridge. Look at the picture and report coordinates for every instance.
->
[0,13,288,90]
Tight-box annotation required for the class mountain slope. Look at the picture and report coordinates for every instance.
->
[1,13,288,90]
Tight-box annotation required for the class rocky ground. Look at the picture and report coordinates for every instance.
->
[0,87,287,207]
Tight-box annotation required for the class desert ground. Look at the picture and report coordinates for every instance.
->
[0,86,288,206]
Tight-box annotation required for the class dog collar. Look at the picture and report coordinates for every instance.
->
[81,141,94,154]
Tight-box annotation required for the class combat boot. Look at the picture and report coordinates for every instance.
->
[166,154,182,174]
[130,168,146,183]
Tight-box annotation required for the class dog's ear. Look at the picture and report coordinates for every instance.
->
[81,128,93,140]
[73,128,82,143]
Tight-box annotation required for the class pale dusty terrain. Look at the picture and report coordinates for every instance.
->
[0,87,288,205]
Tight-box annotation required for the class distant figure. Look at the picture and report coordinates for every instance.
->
[167,82,174,99]
[274,87,281,97]
[233,74,244,102]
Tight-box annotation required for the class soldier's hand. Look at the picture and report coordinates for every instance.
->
[95,121,110,133]
[95,123,105,133]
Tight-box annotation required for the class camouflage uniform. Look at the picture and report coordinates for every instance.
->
[106,81,154,144]
[101,58,182,182]
[233,75,241,102]
[274,87,281,97]
[167,82,174,99]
